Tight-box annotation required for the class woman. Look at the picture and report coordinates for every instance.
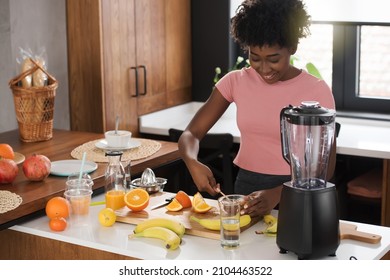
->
[178,0,336,218]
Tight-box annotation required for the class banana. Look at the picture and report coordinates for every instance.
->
[190,216,220,230]
[256,214,278,236]
[133,218,185,238]
[129,226,181,250]
[263,214,277,226]
[190,215,252,231]
[239,214,252,228]
[264,221,277,234]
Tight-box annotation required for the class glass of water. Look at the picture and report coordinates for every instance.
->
[218,194,245,249]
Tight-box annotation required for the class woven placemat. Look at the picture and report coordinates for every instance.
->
[0,190,23,214]
[70,138,162,163]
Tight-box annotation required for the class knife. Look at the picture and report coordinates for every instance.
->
[150,197,174,210]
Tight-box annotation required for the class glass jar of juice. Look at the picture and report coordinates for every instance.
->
[104,151,126,210]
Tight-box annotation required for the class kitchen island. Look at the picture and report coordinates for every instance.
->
[1,191,390,260]
[0,129,180,230]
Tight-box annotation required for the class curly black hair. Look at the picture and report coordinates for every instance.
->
[231,0,311,50]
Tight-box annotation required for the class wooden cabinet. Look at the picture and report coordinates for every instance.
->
[67,0,192,136]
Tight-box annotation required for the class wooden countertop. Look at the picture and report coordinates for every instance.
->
[0,129,180,229]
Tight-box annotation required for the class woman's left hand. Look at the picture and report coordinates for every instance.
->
[241,186,282,218]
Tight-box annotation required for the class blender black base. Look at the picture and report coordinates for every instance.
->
[276,182,340,260]
[278,247,337,260]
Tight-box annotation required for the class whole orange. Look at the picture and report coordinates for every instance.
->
[49,217,67,231]
[0,144,15,160]
[45,196,70,219]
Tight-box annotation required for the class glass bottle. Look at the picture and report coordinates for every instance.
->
[122,159,132,190]
[104,151,126,210]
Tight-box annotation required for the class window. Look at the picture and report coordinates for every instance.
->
[334,24,390,115]
[289,23,390,116]
[230,0,390,117]
[295,24,333,88]
[303,0,390,117]
[359,26,390,99]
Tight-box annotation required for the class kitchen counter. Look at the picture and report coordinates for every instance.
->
[0,129,180,229]
[1,191,390,260]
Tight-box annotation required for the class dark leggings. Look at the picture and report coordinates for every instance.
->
[234,168,291,195]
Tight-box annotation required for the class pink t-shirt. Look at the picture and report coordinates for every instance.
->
[216,67,335,175]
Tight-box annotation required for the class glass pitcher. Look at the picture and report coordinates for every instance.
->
[280,101,336,189]
[104,151,126,210]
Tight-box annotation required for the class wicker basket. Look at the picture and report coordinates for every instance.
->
[9,59,58,142]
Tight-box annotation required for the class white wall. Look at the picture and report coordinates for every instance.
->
[231,0,389,23]
[0,0,69,133]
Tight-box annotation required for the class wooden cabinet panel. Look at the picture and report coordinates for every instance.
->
[67,0,104,132]
[101,0,138,133]
[67,0,191,135]
[166,0,192,106]
[135,0,167,116]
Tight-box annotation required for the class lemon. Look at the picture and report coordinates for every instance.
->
[98,208,117,227]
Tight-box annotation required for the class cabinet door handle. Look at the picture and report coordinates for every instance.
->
[130,66,139,97]
[138,65,147,95]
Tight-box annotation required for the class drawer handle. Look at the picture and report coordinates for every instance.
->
[130,66,139,97]
[138,65,147,96]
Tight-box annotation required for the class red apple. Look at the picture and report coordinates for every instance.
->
[0,158,19,184]
[22,154,51,181]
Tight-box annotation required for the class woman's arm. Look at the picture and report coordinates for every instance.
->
[178,88,230,195]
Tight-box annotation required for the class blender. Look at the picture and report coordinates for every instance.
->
[277,101,340,260]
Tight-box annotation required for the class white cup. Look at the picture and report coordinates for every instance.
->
[105,130,132,148]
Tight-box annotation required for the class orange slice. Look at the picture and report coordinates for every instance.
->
[192,192,212,213]
[175,190,192,208]
[166,198,183,212]
[192,192,206,206]
[193,202,212,213]
[124,188,150,212]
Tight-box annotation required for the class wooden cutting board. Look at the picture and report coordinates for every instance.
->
[340,222,382,244]
[115,192,260,240]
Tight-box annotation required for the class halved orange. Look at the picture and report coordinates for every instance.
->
[192,192,212,213]
[124,188,150,212]
[175,190,192,208]
[165,198,183,211]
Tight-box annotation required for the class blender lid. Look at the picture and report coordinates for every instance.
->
[284,101,335,125]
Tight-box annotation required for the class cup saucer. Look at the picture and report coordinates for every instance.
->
[94,138,141,151]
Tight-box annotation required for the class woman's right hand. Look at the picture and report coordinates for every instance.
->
[187,160,220,196]
[177,89,230,197]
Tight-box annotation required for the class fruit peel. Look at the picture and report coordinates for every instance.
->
[255,214,278,236]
